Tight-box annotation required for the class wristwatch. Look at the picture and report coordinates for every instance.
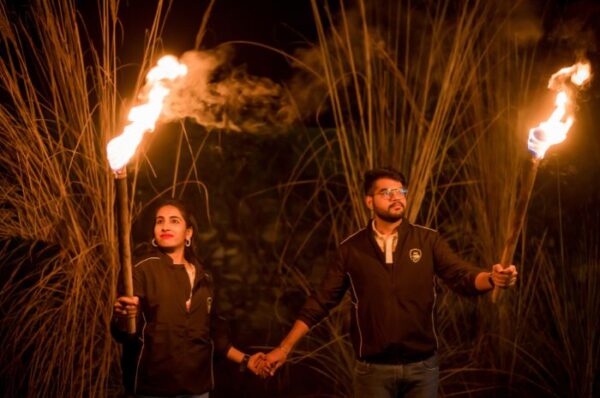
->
[239,354,250,373]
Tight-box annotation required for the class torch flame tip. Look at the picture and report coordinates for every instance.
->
[528,61,592,159]
[107,55,188,170]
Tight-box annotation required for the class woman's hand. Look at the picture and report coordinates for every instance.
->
[113,296,140,318]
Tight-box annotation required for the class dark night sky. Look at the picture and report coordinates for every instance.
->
[107,0,321,91]
[3,0,596,93]
[101,0,600,219]
[110,0,600,68]
[106,0,600,106]
[7,0,599,201]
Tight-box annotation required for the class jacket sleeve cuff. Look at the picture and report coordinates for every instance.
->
[296,314,317,329]
[215,342,233,358]
[297,300,325,329]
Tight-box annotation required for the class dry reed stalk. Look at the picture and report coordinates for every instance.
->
[0,0,206,396]
[493,157,540,303]
[266,0,540,395]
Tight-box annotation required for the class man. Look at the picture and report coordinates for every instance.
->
[265,167,517,398]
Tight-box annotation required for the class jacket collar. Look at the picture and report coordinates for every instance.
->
[368,218,408,235]
[153,249,206,276]
[365,218,409,264]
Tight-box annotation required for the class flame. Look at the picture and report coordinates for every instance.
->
[571,63,591,86]
[528,61,591,158]
[107,56,187,171]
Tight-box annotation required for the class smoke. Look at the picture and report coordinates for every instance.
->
[282,1,548,123]
[157,1,597,135]
[285,45,329,121]
[501,1,543,47]
[160,47,297,133]
[284,7,370,121]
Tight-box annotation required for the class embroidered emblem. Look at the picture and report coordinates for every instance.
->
[207,297,213,314]
[409,248,422,263]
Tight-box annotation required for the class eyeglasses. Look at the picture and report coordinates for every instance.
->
[373,188,408,200]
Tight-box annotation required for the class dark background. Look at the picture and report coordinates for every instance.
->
[1,0,599,397]
[95,0,600,396]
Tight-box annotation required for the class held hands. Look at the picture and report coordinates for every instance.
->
[491,264,518,288]
[247,352,271,378]
[245,345,290,378]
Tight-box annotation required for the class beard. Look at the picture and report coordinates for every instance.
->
[373,202,404,223]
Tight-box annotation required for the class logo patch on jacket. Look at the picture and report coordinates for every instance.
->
[409,248,422,263]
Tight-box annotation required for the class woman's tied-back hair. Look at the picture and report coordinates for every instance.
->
[152,198,200,264]
[363,167,408,195]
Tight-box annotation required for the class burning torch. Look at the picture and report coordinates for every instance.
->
[107,56,187,332]
[492,61,591,302]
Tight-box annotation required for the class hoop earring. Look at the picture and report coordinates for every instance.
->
[185,239,191,247]
[151,238,158,247]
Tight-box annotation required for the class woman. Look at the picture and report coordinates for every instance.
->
[112,199,265,397]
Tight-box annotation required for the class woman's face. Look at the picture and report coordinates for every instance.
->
[154,205,192,251]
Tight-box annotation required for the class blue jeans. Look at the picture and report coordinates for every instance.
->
[353,353,439,398]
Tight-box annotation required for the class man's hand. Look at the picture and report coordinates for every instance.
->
[264,346,289,376]
[263,320,308,375]
[491,264,518,288]
[247,352,270,378]
[113,296,140,318]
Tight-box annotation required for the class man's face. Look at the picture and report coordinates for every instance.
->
[365,178,407,223]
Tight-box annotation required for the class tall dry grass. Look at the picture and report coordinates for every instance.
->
[0,0,596,396]
[274,0,516,371]
[0,0,184,396]
[302,0,521,228]
[269,0,598,397]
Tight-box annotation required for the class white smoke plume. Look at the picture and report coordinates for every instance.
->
[156,1,556,134]
[160,46,297,133]
[286,0,550,119]
[500,1,543,47]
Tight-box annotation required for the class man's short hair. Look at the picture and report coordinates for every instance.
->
[363,167,408,195]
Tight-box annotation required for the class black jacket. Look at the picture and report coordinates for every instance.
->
[298,220,482,362]
[112,250,231,396]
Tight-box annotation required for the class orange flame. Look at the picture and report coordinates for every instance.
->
[528,62,591,159]
[107,56,187,171]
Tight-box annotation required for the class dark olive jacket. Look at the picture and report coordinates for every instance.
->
[298,220,483,363]
[113,250,230,396]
